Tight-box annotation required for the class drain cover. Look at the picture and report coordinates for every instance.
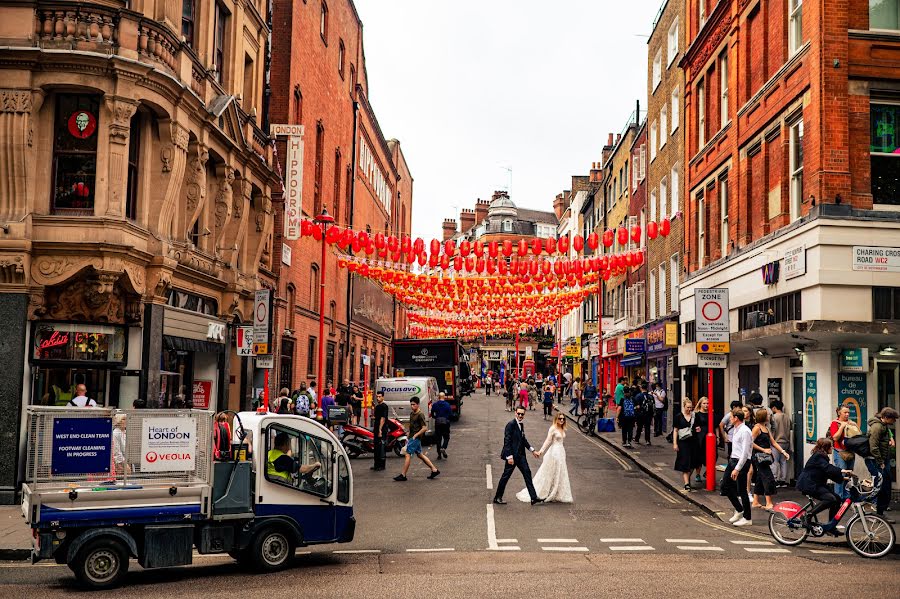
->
[570,509,615,521]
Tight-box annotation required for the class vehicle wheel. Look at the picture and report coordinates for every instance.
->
[393,443,403,457]
[845,514,895,559]
[71,537,129,590]
[767,512,809,546]
[577,415,590,434]
[342,436,362,459]
[250,528,295,572]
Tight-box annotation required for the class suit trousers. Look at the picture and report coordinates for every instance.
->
[373,436,386,469]
[495,454,537,501]
[722,458,751,520]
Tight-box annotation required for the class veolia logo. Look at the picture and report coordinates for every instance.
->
[146,451,158,463]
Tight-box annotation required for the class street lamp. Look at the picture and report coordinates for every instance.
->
[314,206,334,402]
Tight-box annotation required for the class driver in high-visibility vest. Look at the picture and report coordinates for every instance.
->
[267,432,322,483]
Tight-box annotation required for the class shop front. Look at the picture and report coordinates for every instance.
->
[646,320,679,389]
[159,304,228,411]
[622,330,647,381]
[601,335,623,395]
[588,335,601,385]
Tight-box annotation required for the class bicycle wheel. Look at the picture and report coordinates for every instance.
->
[845,513,896,559]
[578,414,591,434]
[767,511,809,546]
[587,416,597,437]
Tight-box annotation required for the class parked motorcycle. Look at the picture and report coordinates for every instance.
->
[341,418,407,459]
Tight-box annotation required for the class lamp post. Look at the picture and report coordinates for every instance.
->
[314,206,334,401]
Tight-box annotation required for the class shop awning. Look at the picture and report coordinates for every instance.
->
[620,355,644,367]
[163,335,225,354]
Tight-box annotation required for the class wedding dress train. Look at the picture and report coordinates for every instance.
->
[516,426,573,503]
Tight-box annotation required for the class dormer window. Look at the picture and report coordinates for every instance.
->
[502,219,513,232]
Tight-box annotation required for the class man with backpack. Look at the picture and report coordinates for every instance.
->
[633,383,656,446]
[618,387,636,448]
[652,382,668,437]
[292,382,313,417]
[866,407,898,523]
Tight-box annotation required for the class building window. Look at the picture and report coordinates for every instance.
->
[789,0,803,54]
[670,165,680,216]
[52,94,100,215]
[697,193,706,267]
[287,284,296,330]
[650,120,658,161]
[502,219,512,232]
[789,119,805,219]
[243,54,256,112]
[670,253,679,313]
[698,80,706,148]
[659,263,667,315]
[293,86,303,124]
[650,188,657,222]
[738,291,802,330]
[307,336,317,375]
[314,122,324,213]
[640,144,646,179]
[699,0,707,29]
[671,87,680,133]
[329,300,337,335]
[871,0,900,29]
[719,179,729,257]
[338,39,345,78]
[652,49,662,91]
[720,51,729,126]
[125,112,141,221]
[213,2,228,83]
[660,177,668,220]
[650,270,657,319]
[333,148,342,223]
[349,344,356,382]
[668,17,680,66]
[320,1,328,43]
[871,103,900,205]
[660,106,668,148]
[873,287,900,320]
[182,0,196,48]
[311,264,320,312]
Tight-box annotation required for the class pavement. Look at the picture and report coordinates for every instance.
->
[1,389,897,595]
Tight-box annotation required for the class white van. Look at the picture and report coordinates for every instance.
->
[375,376,439,431]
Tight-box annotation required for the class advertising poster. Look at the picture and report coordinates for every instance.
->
[805,373,817,444]
[192,380,212,409]
[51,417,112,475]
[837,373,867,432]
[141,417,197,472]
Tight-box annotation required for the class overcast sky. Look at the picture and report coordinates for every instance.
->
[354,0,664,241]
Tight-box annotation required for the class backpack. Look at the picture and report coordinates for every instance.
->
[622,396,635,418]
[844,434,871,458]
[294,392,311,416]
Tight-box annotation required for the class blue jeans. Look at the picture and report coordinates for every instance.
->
[864,458,893,514]
[832,449,854,499]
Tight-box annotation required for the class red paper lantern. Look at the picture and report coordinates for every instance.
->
[459,240,471,257]
[647,221,658,240]
[401,236,411,252]
[311,224,323,241]
[573,235,584,252]
[545,237,557,254]
[300,220,312,236]
[558,235,569,253]
[630,225,641,244]
[473,241,484,257]
[587,232,599,251]
[541,260,551,275]
[602,270,611,281]
[444,239,455,256]
[465,257,474,272]
[391,250,401,263]
[414,238,425,253]
[486,260,496,274]
[617,227,628,246]
[488,241,499,259]
[440,255,450,270]
[529,260,538,276]
[502,240,513,257]
[660,218,671,237]
[364,240,375,255]
[498,260,507,275]
[351,239,362,253]
[517,239,528,257]
[388,235,399,252]
[374,232,386,249]
[600,256,609,270]
[430,238,441,255]
[325,226,341,244]
[603,229,614,248]
[531,238,543,256]
[634,250,644,265]
[453,257,463,271]
[429,253,439,267]
[476,259,485,274]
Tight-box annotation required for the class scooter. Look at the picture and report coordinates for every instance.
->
[341,418,407,459]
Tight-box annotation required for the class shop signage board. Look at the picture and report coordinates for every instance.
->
[851,246,900,272]
[564,344,580,358]
[51,417,112,475]
[664,322,678,347]
[282,243,292,266]
[236,326,254,356]
[783,244,806,279]
[192,380,212,409]
[839,348,869,372]
[256,354,275,369]
[767,378,782,403]
[486,350,502,360]
[694,288,730,345]
[837,373,868,432]
[525,346,533,360]
[140,417,197,472]
[601,316,614,330]
[805,373,817,444]
[697,354,727,369]
[584,320,598,334]
[696,342,730,353]
[253,289,271,348]
[589,337,600,357]
[270,124,305,240]
[625,338,645,353]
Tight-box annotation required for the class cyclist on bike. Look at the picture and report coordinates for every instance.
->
[795,437,853,535]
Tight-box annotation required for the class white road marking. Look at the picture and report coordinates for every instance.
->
[487,546,521,551]
[537,538,580,543]
[495,538,518,543]
[600,538,644,543]
[691,516,770,540]
[609,546,655,551]
[640,479,679,504]
[542,546,589,552]
[485,503,519,551]
[808,549,853,555]
[333,549,381,554]
[486,464,493,489]
[406,548,455,553]
[730,540,774,545]
[744,547,791,553]
[677,545,724,551]
[666,539,708,543]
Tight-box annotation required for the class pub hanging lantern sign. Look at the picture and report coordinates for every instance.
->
[67,110,97,139]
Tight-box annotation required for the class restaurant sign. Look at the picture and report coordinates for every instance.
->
[32,322,126,363]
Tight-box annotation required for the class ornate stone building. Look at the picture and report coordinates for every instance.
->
[0,0,278,503]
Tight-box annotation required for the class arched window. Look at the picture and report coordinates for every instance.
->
[502,219,513,232]
[310,264,320,312]
[329,300,337,334]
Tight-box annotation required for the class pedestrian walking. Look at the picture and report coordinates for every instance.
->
[431,392,452,459]
[865,407,898,523]
[770,400,792,487]
[617,387,636,448]
[542,383,555,421]
[518,380,530,411]
[371,391,388,471]
[613,376,627,407]
[750,409,789,510]
[394,397,440,481]
[568,377,582,416]
[583,379,598,416]
[673,398,696,490]
[722,408,754,527]
[307,380,318,408]
[516,411,572,503]
[633,383,655,445]
[68,384,97,407]
[292,383,313,417]
[492,406,544,505]
[742,405,755,498]
[112,414,128,475]
[485,373,494,396]
[827,405,859,499]
[275,388,292,414]
[527,378,538,411]
[718,400,743,457]
[691,396,711,484]
[652,382,667,436]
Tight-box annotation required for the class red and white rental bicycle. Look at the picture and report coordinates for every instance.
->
[768,474,895,558]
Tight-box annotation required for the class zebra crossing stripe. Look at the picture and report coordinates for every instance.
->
[665,539,708,543]
[677,546,723,551]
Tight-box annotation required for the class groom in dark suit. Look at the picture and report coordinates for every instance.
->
[493,407,544,505]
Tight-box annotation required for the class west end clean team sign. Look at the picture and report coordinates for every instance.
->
[51,417,112,475]
[141,417,197,472]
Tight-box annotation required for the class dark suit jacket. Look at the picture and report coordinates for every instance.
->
[501,419,533,460]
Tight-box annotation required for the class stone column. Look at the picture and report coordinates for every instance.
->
[0,90,34,222]
[104,96,138,217]
[0,294,27,504]
[157,119,189,239]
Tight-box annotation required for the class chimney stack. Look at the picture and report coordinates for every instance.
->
[459,208,476,232]
[590,161,602,183]
[442,218,457,241]
[474,198,490,224]
[602,133,615,166]
[553,193,569,221]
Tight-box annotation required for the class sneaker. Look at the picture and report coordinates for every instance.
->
[393,474,407,482]
[729,511,743,523]
[683,484,691,491]
[427,470,440,480]
[733,518,753,527]
[436,452,442,460]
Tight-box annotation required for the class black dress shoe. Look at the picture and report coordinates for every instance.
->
[493,497,507,505]
[531,497,546,505]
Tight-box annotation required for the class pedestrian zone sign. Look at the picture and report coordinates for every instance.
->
[695,288,729,347]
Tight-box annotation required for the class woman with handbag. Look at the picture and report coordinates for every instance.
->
[691,396,711,485]
[750,409,789,510]
[673,398,697,491]
[827,406,859,499]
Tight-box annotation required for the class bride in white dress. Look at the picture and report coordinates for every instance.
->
[516,412,573,503]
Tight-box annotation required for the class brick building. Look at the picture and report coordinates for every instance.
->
[269,0,412,393]
[678,0,900,475]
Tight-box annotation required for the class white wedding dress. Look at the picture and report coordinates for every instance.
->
[516,426,573,503]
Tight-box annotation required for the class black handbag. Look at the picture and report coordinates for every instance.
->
[753,452,774,466]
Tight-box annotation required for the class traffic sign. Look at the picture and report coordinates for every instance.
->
[695,288,729,333]
[697,342,731,354]
[256,354,274,369]
[698,354,728,369]
[254,289,271,346]
[236,326,254,356]
[252,343,269,355]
